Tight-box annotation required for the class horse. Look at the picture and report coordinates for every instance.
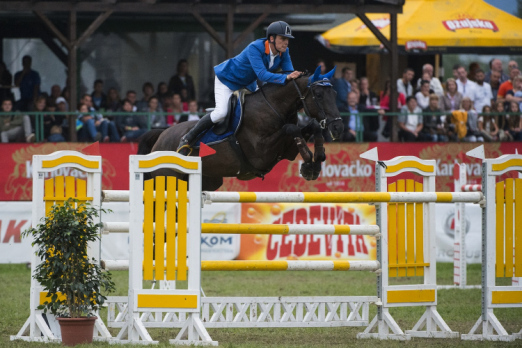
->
[137,66,344,191]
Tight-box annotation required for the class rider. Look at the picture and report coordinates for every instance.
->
[177,21,302,154]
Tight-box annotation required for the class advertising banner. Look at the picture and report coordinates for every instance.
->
[0,142,520,201]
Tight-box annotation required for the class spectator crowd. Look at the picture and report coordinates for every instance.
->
[0,54,521,143]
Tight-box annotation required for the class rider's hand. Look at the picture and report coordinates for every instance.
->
[286,71,302,80]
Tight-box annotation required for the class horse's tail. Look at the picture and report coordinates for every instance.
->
[138,129,165,155]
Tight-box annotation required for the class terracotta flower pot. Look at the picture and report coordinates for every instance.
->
[57,316,97,346]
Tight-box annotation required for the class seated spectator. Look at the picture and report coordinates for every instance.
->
[440,78,463,111]
[14,55,41,111]
[498,68,520,104]
[179,100,201,123]
[137,82,154,111]
[25,96,49,142]
[0,98,31,143]
[416,64,443,96]
[168,59,196,100]
[166,93,187,126]
[398,96,430,142]
[156,82,169,104]
[180,88,189,103]
[50,84,61,102]
[506,101,522,141]
[147,96,166,128]
[493,101,513,141]
[477,105,498,142]
[459,97,484,142]
[90,79,107,111]
[415,80,431,109]
[474,70,493,113]
[506,75,522,111]
[397,68,414,97]
[106,88,121,112]
[358,77,378,107]
[422,94,448,142]
[43,100,65,142]
[116,99,148,142]
[125,90,138,111]
[333,67,352,111]
[342,92,378,142]
[78,94,120,142]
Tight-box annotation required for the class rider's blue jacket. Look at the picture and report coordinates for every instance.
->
[214,38,294,92]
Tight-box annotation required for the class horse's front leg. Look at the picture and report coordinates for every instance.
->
[310,120,326,164]
[283,124,319,181]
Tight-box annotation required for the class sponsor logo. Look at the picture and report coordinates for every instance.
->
[356,18,390,31]
[405,40,427,52]
[442,18,499,32]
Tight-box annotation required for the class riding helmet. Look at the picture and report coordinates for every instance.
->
[266,21,294,39]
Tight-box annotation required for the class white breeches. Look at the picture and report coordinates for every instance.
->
[210,76,234,123]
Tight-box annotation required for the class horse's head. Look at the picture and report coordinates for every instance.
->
[301,66,344,140]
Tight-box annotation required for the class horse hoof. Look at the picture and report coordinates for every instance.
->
[300,162,321,181]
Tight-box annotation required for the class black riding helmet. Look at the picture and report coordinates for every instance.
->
[266,21,294,40]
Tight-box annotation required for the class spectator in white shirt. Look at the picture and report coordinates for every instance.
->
[415,80,431,109]
[179,100,201,123]
[416,64,443,96]
[397,68,414,97]
[456,65,477,104]
[473,69,493,113]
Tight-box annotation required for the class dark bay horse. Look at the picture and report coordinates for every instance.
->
[138,68,343,191]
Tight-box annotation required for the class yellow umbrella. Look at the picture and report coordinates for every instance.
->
[318,0,522,54]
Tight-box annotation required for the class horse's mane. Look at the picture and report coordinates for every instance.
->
[249,72,312,95]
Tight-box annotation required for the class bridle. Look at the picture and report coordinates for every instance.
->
[259,74,341,129]
[292,78,341,129]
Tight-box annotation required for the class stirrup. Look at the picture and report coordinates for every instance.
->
[177,144,193,156]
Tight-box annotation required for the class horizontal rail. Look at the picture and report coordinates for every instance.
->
[101,260,381,272]
[202,192,483,204]
[461,185,482,192]
[102,222,379,236]
[437,285,482,290]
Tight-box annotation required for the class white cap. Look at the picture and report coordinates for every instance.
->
[55,97,66,104]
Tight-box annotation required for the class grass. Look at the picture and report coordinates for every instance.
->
[1,263,522,347]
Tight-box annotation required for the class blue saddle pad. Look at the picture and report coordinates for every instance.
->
[194,96,243,148]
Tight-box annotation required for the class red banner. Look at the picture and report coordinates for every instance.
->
[0,142,520,201]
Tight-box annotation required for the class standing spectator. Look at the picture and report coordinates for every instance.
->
[416,64,443,96]
[452,64,460,80]
[494,101,513,141]
[468,62,480,82]
[350,80,360,100]
[90,79,107,111]
[456,65,477,105]
[460,97,484,142]
[358,77,378,107]
[0,98,32,143]
[477,105,498,142]
[333,67,352,111]
[146,96,166,128]
[398,96,428,142]
[380,80,406,139]
[137,82,154,111]
[105,88,121,112]
[14,55,41,111]
[485,58,509,84]
[415,80,431,109]
[156,82,169,103]
[116,99,148,142]
[497,68,520,103]
[506,101,522,141]
[473,70,493,113]
[489,70,502,102]
[179,100,202,123]
[506,75,522,111]
[168,59,196,101]
[341,91,378,142]
[397,68,414,97]
[0,62,13,102]
[61,87,70,105]
[440,78,463,112]
[317,59,327,75]
[508,60,519,72]
[422,94,448,142]
[125,90,138,111]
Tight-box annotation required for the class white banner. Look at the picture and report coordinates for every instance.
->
[0,202,480,264]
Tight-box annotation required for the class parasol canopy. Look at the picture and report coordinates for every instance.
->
[318,0,522,55]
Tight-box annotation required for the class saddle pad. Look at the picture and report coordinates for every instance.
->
[194,93,244,148]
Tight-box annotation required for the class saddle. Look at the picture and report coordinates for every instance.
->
[213,89,251,135]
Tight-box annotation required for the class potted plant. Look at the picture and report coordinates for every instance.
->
[23,198,115,346]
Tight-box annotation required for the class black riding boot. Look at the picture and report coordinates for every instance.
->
[177,113,214,155]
